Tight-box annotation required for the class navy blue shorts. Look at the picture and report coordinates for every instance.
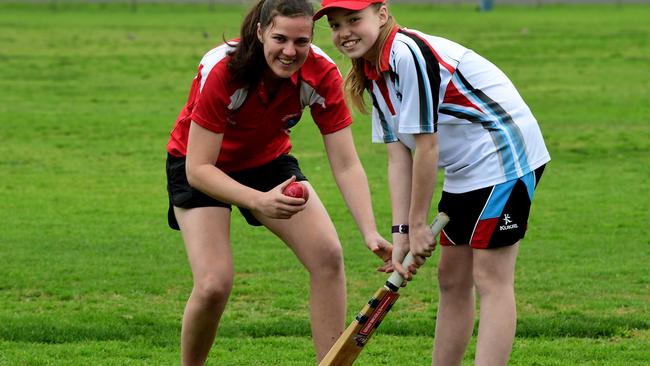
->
[438,165,545,249]
[166,153,307,230]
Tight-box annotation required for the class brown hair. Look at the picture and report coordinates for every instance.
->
[344,4,398,113]
[227,0,314,86]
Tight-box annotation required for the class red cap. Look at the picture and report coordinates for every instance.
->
[313,0,385,21]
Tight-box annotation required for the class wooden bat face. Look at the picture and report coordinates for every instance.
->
[319,286,400,366]
[355,288,399,346]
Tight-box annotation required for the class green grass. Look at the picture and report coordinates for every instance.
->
[1,2,649,365]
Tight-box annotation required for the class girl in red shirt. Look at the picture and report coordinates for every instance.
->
[165,0,392,364]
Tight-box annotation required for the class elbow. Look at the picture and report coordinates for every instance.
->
[331,154,361,176]
[185,164,200,188]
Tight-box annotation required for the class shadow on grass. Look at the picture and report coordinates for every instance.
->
[1,314,647,344]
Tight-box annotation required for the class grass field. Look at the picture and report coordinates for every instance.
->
[0,2,649,365]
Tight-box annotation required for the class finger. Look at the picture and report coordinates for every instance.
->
[376,262,393,273]
[393,249,408,264]
[393,262,409,280]
[373,248,392,262]
[283,197,307,206]
[280,201,307,212]
[383,259,393,271]
[376,249,389,259]
[412,255,426,267]
[407,262,421,273]
[413,250,429,258]
[373,240,392,250]
[406,264,420,278]
[277,175,297,191]
[378,239,393,249]
[277,206,304,217]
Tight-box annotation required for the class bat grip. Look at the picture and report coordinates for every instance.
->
[386,212,450,289]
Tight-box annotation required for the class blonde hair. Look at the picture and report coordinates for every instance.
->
[344,4,399,114]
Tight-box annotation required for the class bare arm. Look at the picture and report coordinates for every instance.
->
[408,133,439,264]
[386,141,413,230]
[323,126,392,270]
[389,133,438,279]
[186,121,305,219]
[386,141,414,277]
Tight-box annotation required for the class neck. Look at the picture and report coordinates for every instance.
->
[260,70,286,101]
[364,23,396,67]
[261,69,283,86]
[362,46,379,64]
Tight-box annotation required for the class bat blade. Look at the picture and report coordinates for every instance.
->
[319,212,450,366]
[319,286,400,366]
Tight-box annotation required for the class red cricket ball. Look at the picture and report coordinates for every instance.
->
[283,182,309,201]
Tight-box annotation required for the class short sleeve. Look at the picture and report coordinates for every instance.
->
[392,40,451,135]
[190,63,231,134]
[307,65,352,135]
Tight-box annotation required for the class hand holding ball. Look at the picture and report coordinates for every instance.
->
[283,182,309,201]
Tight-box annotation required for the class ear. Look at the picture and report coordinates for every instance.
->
[378,5,389,26]
[256,22,264,43]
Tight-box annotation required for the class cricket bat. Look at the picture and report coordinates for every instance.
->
[319,212,450,366]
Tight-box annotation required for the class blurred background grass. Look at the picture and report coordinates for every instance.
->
[0,2,648,365]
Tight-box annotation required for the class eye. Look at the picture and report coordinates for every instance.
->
[295,39,311,47]
[328,22,339,30]
[349,17,360,24]
[272,35,286,42]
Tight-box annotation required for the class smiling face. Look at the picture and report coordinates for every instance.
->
[257,15,313,80]
[326,5,387,61]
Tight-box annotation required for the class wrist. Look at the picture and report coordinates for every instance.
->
[361,228,379,243]
[409,220,428,229]
[391,224,409,234]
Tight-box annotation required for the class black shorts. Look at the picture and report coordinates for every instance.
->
[438,165,545,249]
[166,153,307,230]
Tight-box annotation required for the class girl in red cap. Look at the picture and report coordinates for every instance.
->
[315,1,550,365]
[166,0,392,363]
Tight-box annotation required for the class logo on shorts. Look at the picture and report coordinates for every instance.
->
[500,213,518,231]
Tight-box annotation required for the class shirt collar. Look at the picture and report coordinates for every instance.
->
[290,70,300,85]
[363,25,399,80]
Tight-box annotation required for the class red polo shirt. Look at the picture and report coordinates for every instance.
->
[166,42,352,173]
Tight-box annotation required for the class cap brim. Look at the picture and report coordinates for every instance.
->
[313,1,374,21]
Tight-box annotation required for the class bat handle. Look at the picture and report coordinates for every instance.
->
[386,212,450,289]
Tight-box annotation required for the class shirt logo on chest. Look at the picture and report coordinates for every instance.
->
[282,112,302,131]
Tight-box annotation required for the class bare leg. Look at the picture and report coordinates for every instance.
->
[257,186,346,361]
[175,206,234,366]
[432,245,476,366]
[473,242,519,366]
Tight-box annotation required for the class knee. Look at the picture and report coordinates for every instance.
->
[437,262,473,295]
[309,239,344,277]
[193,273,233,307]
[473,267,513,298]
